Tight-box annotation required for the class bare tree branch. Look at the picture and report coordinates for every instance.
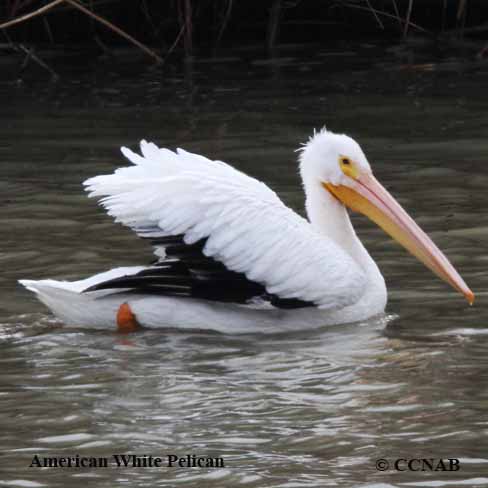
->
[0,0,163,64]
[365,0,384,29]
[64,0,163,63]
[403,0,413,39]
[0,0,65,30]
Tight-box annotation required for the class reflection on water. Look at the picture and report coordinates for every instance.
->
[0,43,487,487]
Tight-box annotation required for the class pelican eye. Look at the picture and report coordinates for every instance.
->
[338,155,359,179]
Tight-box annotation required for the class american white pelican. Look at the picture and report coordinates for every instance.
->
[20,129,473,333]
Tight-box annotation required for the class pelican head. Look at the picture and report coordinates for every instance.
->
[299,128,474,304]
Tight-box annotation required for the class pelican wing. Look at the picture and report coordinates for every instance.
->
[84,141,366,310]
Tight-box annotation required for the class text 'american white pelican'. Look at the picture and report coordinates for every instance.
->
[20,129,473,333]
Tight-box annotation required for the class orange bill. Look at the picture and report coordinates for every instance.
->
[324,172,474,304]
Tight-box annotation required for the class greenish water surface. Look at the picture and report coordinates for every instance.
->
[0,43,487,487]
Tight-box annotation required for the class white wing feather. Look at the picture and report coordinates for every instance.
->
[84,141,366,310]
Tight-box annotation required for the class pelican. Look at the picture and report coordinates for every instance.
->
[20,129,474,333]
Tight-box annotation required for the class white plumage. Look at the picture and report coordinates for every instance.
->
[20,129,472,333]
[84,141,365,310]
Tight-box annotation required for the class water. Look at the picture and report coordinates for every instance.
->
[1,43,487,487]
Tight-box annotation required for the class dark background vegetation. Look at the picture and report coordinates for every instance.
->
[1,0,488,66]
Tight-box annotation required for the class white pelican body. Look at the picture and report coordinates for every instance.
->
[20,129,473,333]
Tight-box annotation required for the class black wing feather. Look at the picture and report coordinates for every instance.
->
[84,234,313,309]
